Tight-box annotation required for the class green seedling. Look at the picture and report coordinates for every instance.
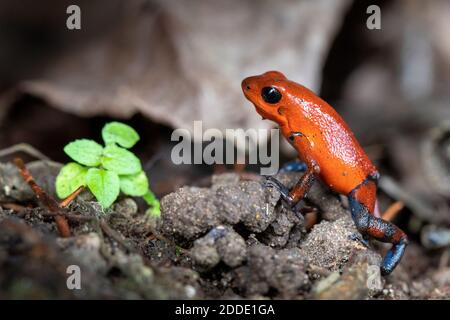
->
[55,121,160,216]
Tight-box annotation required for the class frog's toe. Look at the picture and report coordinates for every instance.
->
[349,232,370,248]
[264,176,290,197]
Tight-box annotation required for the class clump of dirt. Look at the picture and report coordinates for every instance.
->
[0,161,448,299]
[232,244,310,298]
[190,225,247,270]
[301,216,366,271]
[311,249,383,299]
[159,173,280,243]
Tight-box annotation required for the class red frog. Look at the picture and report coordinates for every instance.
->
[241,71,407,275]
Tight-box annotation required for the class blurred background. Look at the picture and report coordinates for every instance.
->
[0,0,449,243]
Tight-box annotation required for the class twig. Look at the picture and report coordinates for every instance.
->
[2,201,93,222]
[0,143,50,161]
[382,201,404,222]
[40,211,95,222]
[60,186,85,208]
[1,203,28,212]
[99,218,135,252]
[14,158,71,238]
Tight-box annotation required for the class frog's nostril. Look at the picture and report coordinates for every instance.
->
[241,78,252,91]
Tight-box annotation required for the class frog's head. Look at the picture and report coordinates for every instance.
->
[241,71,291,126]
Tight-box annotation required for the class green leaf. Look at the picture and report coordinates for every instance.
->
[86,168,120,208]
[120,171,149,196]
[64,139,103,166]
[55,162,88,199]
[143,190,161,217]
[101,145,141,175]
[102,122,140,148]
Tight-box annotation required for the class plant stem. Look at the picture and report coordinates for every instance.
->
[143,189,161,216]
[60,186,85,208]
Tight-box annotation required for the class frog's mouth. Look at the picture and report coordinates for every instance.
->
[252,104,273,121]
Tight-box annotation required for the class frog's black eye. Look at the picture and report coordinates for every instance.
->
[261,87,282,104]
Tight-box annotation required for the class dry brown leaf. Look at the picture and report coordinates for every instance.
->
[14,0,350,141]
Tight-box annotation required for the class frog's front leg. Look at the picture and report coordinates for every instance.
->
[265,166,316,209]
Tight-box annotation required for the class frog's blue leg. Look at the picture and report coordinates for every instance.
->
[279,160,307,173]
[348,177,408,276]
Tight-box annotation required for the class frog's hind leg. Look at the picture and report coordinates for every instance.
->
[279,160,307,173]
[348,178,408,275]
